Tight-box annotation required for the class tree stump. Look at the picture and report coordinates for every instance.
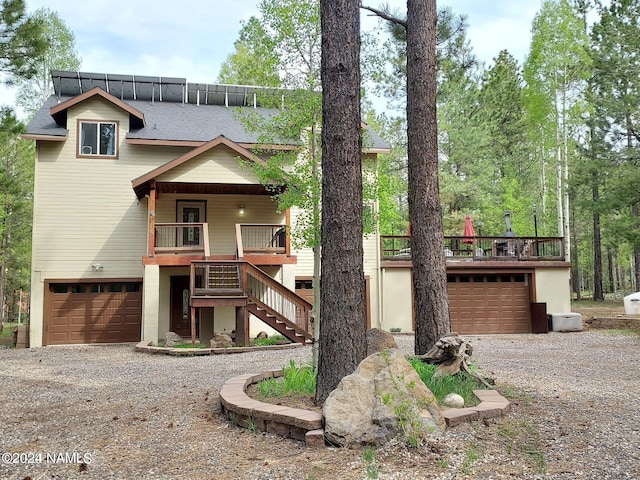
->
[416,332,493,387]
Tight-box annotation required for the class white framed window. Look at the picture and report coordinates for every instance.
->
[78,120,117,157]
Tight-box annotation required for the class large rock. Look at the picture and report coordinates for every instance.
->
[210,333,233,349]
[164,332,183,347]
[323,349,445,447]
[366,328,398,356]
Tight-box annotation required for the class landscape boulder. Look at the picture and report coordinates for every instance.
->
[164,331,183,347]
[210,333,234,349]
[256,331,268,340]
[366,328,398,356]
[443,393,465,408]
[323,348,445,447]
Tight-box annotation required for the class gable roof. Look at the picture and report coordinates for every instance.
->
[131,135,266,199]
[49,86,145,127]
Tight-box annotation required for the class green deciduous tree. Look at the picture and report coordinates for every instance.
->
[217,16,280,87]
[13,8,80,118]
[524,0,590,268]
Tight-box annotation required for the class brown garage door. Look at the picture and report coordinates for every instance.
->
[44,282,142,345]
[447,274,531,334]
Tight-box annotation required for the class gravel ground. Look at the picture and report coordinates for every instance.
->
[0,330,638,479]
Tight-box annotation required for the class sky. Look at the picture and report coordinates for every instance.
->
[1,0,542,116]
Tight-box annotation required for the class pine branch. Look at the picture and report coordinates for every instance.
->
[360,3,406,28]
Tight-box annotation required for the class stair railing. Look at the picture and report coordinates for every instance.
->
[243,262,313,336]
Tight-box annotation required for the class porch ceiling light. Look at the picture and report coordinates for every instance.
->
[239,204,245,215]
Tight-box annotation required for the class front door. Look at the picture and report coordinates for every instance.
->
[177,200,206,247]
[170,276,196,337]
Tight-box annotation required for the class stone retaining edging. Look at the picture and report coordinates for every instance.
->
[135,340,303,356]
[219,370,511,448]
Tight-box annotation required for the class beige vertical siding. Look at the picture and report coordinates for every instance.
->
[380,267,414,333]
[535,267,571,313]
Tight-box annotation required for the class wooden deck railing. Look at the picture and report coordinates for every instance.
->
[190,260,313,335]
[152,223,210,257]
[235,223,289,258]
[381,235,565,261]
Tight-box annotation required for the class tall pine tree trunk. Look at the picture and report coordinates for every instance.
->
[406,0,450,355]
[316,0,365,404]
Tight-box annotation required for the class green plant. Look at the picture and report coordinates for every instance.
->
[171,342,208,349]
[461,442,481,475]
[389,327,402,333]
[244,417,257,433]
[362,447,379,479]
[254,334,289,346]
[257,360,316,398]
[0,322,18,339]
[409,358,487,406]
[437,457,448,469]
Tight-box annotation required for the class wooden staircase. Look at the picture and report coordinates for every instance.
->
[247,302,309,344]
[191,260,313,344]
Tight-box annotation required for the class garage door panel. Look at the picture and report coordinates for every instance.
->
[45,282,142,345]
[448,274,531,334]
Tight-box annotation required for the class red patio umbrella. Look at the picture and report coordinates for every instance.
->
[462,215,475,245]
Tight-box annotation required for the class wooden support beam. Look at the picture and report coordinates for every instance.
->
[190,305,197,346]
[285,208,291,256]
[148,182,156,257]
[235,305,249,347]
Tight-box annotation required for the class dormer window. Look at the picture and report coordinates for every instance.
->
[78,120,118,157]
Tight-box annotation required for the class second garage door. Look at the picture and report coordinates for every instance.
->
[447,273,531,334]
[44,282,142,346]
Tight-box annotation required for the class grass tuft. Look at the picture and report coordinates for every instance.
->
[254,334,289,346]
[409,358,487,406]
[257,359,316,397]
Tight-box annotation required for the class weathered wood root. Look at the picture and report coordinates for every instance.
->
[414,332,494,387]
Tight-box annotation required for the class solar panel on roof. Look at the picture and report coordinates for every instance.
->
[49,71,288,107]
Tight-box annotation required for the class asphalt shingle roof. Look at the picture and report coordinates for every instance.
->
[26,93,388,150]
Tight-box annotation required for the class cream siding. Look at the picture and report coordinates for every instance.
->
[31,98,188,279]
[535,267,571,314]
[156,145,260,184]
[380,267,413,333]
[289,203,381,328]
[155,193,284,256]
[29,94,387,345]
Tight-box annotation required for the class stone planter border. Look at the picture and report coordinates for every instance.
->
[135,340,302,356]
[219,370,511,448]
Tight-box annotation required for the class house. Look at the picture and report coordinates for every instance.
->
[24,70,571,348]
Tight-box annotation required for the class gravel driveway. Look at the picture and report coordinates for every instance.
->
[0,330,638,479]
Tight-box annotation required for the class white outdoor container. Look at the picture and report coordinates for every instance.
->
[624,292,640,315]
[549,313,583,332]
